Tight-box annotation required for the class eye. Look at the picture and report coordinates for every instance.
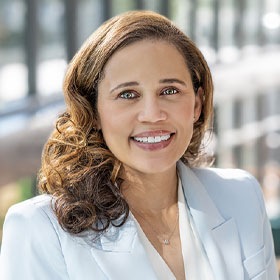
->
[161,87,179,95]
[118,91,137,99]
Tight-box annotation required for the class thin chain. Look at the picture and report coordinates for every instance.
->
[166,209,179,242]
[131,205,179,245]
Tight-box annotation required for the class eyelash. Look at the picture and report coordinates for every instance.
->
[161,87,179,95]
[119,91,138,99]
[118,87,180,99]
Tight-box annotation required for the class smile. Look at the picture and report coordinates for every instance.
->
[130,132,175,151]
[133,134,171,143]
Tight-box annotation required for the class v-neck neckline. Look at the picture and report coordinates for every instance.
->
[130,177,184,279]
[131,175,215,280]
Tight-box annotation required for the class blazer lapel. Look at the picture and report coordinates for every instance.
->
[177,161,244,280]
[90,215,158,280]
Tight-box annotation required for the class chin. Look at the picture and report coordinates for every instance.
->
[123,158,178,176]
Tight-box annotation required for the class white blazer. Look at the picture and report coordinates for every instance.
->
[0,161,278,280]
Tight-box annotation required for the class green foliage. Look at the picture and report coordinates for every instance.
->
[16,177,36,203]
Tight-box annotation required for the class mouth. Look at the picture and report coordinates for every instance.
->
[131,133,175,144]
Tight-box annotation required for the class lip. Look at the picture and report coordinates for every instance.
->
[131,133,175,151]
[132,130,174,137]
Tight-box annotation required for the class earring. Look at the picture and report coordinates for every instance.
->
[193,117,196,122]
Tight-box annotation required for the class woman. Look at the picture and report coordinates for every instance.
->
[0,11,278,280]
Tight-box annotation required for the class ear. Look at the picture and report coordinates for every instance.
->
[194,87,203,122]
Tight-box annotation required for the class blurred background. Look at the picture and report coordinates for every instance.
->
[0,0,279,270]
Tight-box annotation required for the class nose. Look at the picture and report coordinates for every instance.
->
[137,97,167,123]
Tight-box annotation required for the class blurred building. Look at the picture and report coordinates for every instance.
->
[0,0,280,261]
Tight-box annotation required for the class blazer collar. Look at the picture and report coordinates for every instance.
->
[177,161,244,280]
[177,161,225,228]
[98,215,137,252]
[90,214,158,280]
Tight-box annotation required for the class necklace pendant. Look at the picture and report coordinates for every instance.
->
[164,239,170,245]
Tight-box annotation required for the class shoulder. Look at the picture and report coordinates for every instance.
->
[7,193,53,212]
[192,167,263,199]
[3,194,62,242]
[5,194,56,224]
[0,195,71,279]
[191,167,265,219]
[192,166,257,184]
[189,167,278,278]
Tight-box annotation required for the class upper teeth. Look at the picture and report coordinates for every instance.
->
[133,134,171,143]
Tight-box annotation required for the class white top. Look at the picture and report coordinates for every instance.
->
[132,177,215,280]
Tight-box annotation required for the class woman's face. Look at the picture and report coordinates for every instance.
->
[97,39,202,175]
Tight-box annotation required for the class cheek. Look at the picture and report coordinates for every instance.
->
[99,113,120,142]
[98,102,131,146]
[175,102,195,145]
[98,99,117,128]
[99,114,122,154]
[99,112,114,130]
[176,100,195,123]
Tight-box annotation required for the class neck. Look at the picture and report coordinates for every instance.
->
[121,164,178,215]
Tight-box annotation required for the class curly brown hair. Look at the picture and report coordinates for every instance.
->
[38,10,214,235]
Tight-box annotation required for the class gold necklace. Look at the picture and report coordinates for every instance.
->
[131,205,179,245]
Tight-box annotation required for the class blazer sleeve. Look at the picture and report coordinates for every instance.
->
[0,201,70,280]
[248,173,279,279]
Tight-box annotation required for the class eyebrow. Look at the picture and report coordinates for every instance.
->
[159,78,187,86]
[110,78,187,93]
[110,82,139,93]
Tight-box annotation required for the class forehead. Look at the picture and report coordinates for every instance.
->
[100,39,191,83]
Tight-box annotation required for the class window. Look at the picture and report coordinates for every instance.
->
[37,0,67,97]
[0,0,27,107]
